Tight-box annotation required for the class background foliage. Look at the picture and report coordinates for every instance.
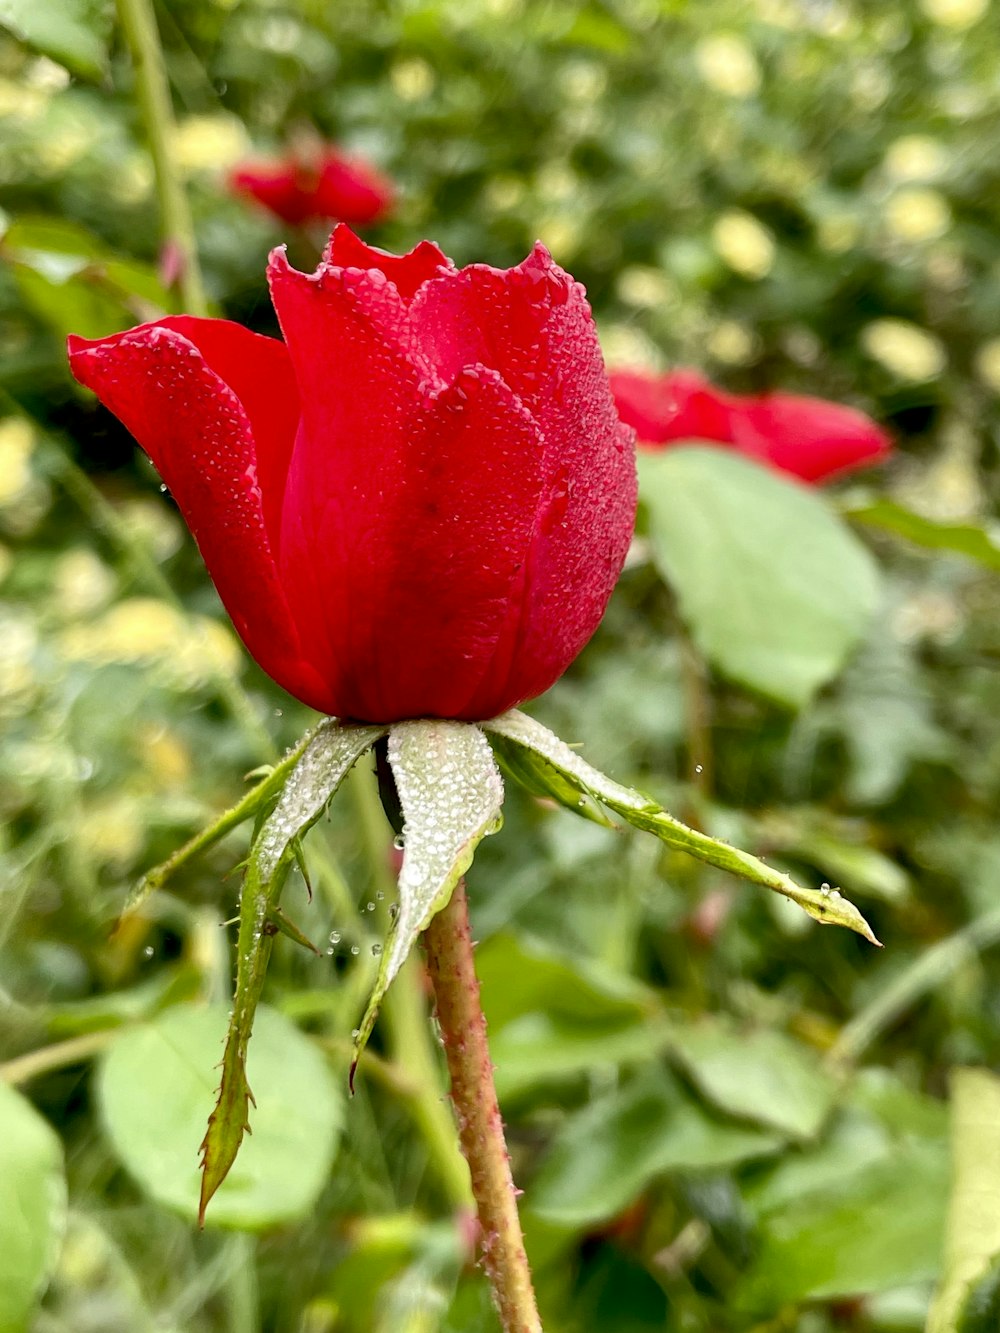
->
[3,0,1000,1329]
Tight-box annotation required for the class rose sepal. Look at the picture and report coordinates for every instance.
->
[126,711,879,1224]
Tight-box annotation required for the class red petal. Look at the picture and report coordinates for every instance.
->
[150,317,300,545]
[229,161,316,226]
[277,365,546,721]
[732,393,892,483]
[314,152,395,226]
[411,244,636,715]
[322,224,453,301]
[67,322,331,710]
[610,368,735,446]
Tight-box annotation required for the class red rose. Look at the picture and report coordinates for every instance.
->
[610,368,890,483]
[230,147,394,227]
[67,227,636,724]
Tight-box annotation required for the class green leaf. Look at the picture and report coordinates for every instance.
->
[638,447,880,707]
[530,1065,782,1228]
[736,1140,948,1309]
[0,1081,66,1333]
[928,1069,1000,1333]
[666,1021,838,1140]
[0,0,111,80]
[201,719,382,1222]
[491,1012,677,1103]
[97,1003,342,1230]
[352,720,504,1072]
[847,498,1000,572]
[957,1258,1000,1333]
[485,711,880,946]
[3,218,176,345]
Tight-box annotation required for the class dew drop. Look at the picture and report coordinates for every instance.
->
[376,890,385,900]
[350,944,360,956]
[371,943,383,956]
[351,1028,360,1040]
[694,764,704,774]
[143,945,154,958]
[392,834,405,851]
[366,901,375,912]
[329,930,341,944]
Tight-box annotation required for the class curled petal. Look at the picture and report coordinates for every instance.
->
[67,322,330,709]
[733,394,892,482]
[610,368,734,446]
[322,224,453,301]
[148,317,300,546]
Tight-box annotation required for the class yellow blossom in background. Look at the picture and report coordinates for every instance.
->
[975,339,1000,393]
[695,33,761,98]
[79,797,145,870]
[60,599,243,692]
[54,549,116,618]
[920,0,988,28]
[862,318,946,381]
[884,135,948,182]
[599,323,662,372]
[483,177,526,211]
[390,57,435,101]
[0,611,40,711]
[136,724,193,790]
[712,210,775,280]
[559,61,608,103]
[117,498,183,562]
[536,216,582,261]
[615,266,675,310]
[171,114,250,175]
[884,187,952,243]
[707,320,759,365]
[816,212,861,254]
[0,416,36,505]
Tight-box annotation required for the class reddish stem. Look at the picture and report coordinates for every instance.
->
[422,883,542,1333]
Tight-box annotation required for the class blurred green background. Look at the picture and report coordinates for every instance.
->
[3,0,1000,1330]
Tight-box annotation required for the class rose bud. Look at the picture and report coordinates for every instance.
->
[229,146,394,228]
[610,367,891,483]
[68,227,637,724]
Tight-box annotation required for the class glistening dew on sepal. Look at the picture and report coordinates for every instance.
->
[130,711,880,1223]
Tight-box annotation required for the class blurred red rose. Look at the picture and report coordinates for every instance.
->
[68,227,636,724]
[229,146,394,227]
[610,368,891,483]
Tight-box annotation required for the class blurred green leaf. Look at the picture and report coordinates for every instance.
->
[928,1069,1000,1333]
[639,447,881,708]
[666,1020,838,1140]
[0,0,111,80]
[849,500,1000,572]
[475,932,656,1033]
[738,1140,948,1310]
[2,217,175,346]
[0,1080,66,1333]
[97,1003,342,1229]
[530,1064,782,1227]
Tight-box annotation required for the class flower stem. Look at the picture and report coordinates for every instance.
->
[115,0,208,316]
[422,883,542,1333]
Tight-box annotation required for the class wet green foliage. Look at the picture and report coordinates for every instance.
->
[3,0,1000,1329]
